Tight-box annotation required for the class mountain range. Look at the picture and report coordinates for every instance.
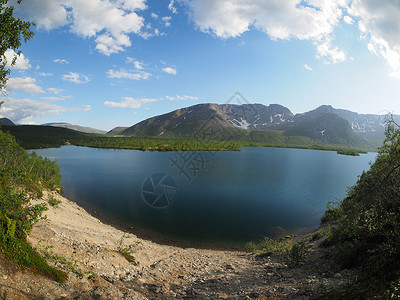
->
[113,103,398,148]
[2,103,397,150]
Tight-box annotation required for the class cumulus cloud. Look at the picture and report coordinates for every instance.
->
[162,67,177,75]
[304,64,313,71]
[0,97,65,124]
[185,0,347,63]
[348,0,400,77]
[316,38,347,64]
[107,69,151,80]
[166,95,199,101]
[12,0,147,55]
[6,77,44,95]
[2,49,31,70]
[62,72,90,84]
[104,97,157,108]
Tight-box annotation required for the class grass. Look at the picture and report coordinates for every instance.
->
[245,236,292,257]
[38,243,83,277]
[117,235,140,265]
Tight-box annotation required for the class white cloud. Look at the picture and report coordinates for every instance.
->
[185,0,347,63]
[62,72,90,84]
[54,58,69,64]
[40,96,65,101]
[304,64,313,71]
[127,58,145,70]
[343,15,354,25]
[151,12,159,19]
[107,69,151,80]
[104,97,157,108]
[0,97,65,124]
[168,0,177,14]
[70,105,92,112]
[348,0,400,77]
[40,94,72,101]
[40,72,54,77]
[47,87,63,95]
[162,67,177,75]
[166,95,199,101]
[316,38,347,64]
[12,0,147,55]
[162,16,172,27]
[2,49,31,70]
[6,77,44,95]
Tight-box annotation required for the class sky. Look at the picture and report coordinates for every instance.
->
[1,0,400,131]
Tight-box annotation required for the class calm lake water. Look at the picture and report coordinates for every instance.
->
[32,146,375,247]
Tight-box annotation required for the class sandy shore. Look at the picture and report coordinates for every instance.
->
[0,191,357,299]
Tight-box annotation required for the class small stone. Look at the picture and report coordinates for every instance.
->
[334,273,342,278]
[3,275,8,280]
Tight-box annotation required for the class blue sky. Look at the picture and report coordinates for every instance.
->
[1,0,400,131]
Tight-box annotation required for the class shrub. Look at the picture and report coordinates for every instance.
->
[0,130,66,282]
[323,124,400,297]
[286,241,309,267]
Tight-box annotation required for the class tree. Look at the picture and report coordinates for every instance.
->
[0,0,34,90]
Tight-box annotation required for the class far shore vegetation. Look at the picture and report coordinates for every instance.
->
[1,124,375,156]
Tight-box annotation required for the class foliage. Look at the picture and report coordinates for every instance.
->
[1,124,375,155]
[38,244,83,277]
[321,123,400,297]
[320,200,343,223]
[0,0,35,89]
[0,129,66,282]
[286,240,309,268]
[48,194,62,207]
[117,235,139,265]
[245,236,290,257]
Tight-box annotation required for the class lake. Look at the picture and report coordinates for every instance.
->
[32,146,375,248]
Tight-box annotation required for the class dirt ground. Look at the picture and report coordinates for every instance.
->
[0,192,358,299]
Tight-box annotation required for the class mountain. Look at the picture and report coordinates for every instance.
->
[220,103,294,129]
[0,118,15,126]
[106,127,129,135]
[121,103,236,138]
[335,109,400,140]
[121,103,373,148]
[286,105,364,145]
[42,122,106,135]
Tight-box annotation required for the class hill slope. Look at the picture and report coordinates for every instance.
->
[43,122,106,134]
[0,118,15,126]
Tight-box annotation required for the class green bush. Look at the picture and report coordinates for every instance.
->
[0,130,66,282]
[323,124,400,297]
[245,236,289,257]
[286,241,309,267]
